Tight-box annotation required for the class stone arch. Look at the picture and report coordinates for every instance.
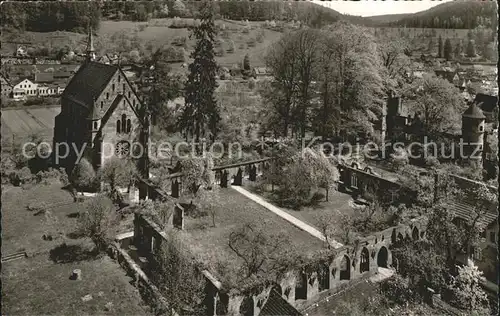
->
[339,255,351,280]
[412,226,420,240]
[364,166,373,174]
[377,246,389,268]
[360,247,370,273]
[271,284,283,297]
[294,271,307,300]
[351,162,359,169]
[318,262,330,291]
[397,232,404,242]
[239,296,254,316]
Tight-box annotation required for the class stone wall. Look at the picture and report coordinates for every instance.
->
[133,211,427,315]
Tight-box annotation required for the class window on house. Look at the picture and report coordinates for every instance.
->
[117,120,121,134]
[151,236,156,254]
[126,119,131,133]
[101,101,104,108]
[106,93,109,100]
[471,246,482,261]
[133,99,135,106]
[118,75,121,83]
[94,122,98,130]
[123,84,126,92]
[479,125,484,132]
[128,91,131,98]
[112,84,115,92]
[490,232,496,243]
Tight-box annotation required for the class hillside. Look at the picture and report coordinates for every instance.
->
[386,0,497,29]
[366,14,411,24]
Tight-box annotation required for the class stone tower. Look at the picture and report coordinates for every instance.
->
[461,102,486,162]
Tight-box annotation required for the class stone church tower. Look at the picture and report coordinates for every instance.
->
[53,27,150,179]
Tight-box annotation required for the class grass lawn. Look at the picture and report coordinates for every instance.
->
[2,254,151,316]
[1,181,135,256]
[175,187,325,281]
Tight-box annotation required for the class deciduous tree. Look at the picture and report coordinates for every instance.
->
[78,195,118,251]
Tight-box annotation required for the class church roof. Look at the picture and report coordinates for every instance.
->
[259,290,302,316]
[62,61,118,110]
[462,103,486,119]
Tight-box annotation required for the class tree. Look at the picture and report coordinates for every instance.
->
[153,231,207,315]
[172,0,187,17]
[377,36,411,93]
[228,222,296,278]
[275,148,339,209]
[319,22,385,140]
[448,259,490,314]
[70,158,96,194]
[142,47,185,128]
[98,158,137,206]
[78,195,118,251]
[438,36,443,58]
[454,41,463,59]
[466,39,476,57]
[482,42,495,61]
[391,239,448,295]
[242,53,251,78]
[443,38,453,60]
[137,199,174,230]
[402,74,466,138]
[177,2,220,143]
[198,188,222,227]
[179,154,214,198]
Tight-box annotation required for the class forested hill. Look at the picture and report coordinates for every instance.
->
[0,0,351,33]
[385,0,497,29]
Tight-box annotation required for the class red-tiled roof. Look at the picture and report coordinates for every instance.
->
[259,290,303,316]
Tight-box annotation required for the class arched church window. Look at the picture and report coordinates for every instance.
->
[116,120,121,134]
[126,119,131,133]
[121,114,127,133]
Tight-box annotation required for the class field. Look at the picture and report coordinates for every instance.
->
[2,255,150,315]
[2,18,283,71]
[1,106,60,145]
[1,181,145,315]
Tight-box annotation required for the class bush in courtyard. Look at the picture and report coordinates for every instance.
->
[78,195,118,252]
[70,158,96,193]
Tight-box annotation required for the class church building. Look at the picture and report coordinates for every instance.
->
[53,28,150,177]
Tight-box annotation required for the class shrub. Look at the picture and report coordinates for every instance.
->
[171,36,187,47]
[70,158,96,193]
[380,274,419,305]
[9,167,33,186]
[246,38,256,48]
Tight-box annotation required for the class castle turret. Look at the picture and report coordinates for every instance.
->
[462,102,486,162]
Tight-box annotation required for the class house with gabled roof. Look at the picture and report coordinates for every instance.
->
[53,28,150,177]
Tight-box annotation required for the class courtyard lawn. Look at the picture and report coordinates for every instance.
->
[2,254,151,316]
[174,187,325,281]
[243,181,395,242]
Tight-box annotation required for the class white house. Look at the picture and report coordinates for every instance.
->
[13,79,38,100]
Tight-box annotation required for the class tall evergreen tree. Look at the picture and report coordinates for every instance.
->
[444,38,453,60]
[177,2,220,143]
[466,39,477,57]
[438,35,444,58]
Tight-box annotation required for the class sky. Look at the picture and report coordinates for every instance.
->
[314,0,455,17]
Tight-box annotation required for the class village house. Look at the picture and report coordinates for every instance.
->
[53,29,150,176]
[12,78,38,100]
